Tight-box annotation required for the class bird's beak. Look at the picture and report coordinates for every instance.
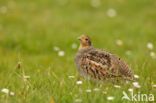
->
[77,36,81,41]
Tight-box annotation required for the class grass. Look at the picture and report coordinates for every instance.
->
[0,0,156,103]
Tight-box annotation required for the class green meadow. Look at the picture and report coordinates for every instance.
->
[0,0,156,103]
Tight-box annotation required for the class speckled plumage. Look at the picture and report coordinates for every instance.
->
[75,35,133,81]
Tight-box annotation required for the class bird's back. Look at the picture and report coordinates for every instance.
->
[75,47,133,80]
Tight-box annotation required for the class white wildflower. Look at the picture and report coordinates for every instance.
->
[58,51,65,57]
[115,39,123,46]
[93,88,100,92]
[1,88,15,96]
[23,75,30,82]
[150,51,156,59]
[107,96,115,101]
[114,85,121,89]
[152,84,156,88]
[133,82,141,88]
[68,75,75,79]
[128,88,133,92]
[23,75,30,79]
[10,92,15,96]
[102,91,107,94]
[86,89,92,93]
[71,43,78,49]
[147,42,154,50]
[134,74,139,79]
[53,46,60,51]
[91,0,101,8]
[1,88,9,94]
[75,98,82,103]
[76,81,82,85]
[106,8,117,18]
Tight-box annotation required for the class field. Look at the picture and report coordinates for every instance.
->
[0,0,156,103]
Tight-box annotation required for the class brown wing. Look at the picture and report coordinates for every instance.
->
[80,57,109,80]
[79,49,120,80]
[79,49,133,80]
[85,49,112,68]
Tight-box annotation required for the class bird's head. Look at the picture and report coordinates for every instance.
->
[78,35,92,50]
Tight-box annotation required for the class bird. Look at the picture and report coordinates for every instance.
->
[75,35,134,81]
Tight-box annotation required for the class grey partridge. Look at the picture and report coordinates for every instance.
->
[75,35,134,81]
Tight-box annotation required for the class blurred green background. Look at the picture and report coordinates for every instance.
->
[0,0,156,103]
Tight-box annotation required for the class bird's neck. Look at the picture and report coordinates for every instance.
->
[79,44,91,50]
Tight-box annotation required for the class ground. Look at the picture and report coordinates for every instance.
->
[0,0,156,103]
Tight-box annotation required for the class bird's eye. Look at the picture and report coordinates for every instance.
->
[85,38,88,41]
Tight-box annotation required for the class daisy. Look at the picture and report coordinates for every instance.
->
[53,46,60,51]
[115,39,123,46]
[106,8,117,18]
[133,82,141,88]
[76,81,82,85]
[93,88,100,92]
[58,51,65,57]
[147,42,154,50]
[152,84,156,88]
[150,52,156,59]
[128,88,133,92]
[134,74,139,79]
[86,89,92,93]
[10,92,15,96]
[68,75,75,79]
[107,96,115,101]
[1,88,9,94]
[114,85,121,89]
